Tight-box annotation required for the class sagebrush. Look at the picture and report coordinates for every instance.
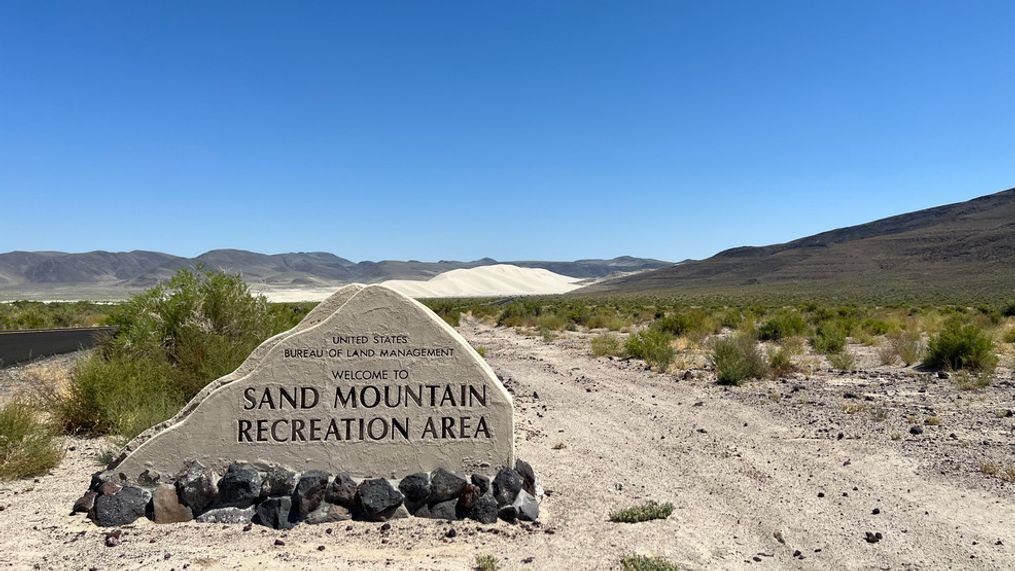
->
[0,400,64,480]
[57,268,296,439]
[711,334,767,385]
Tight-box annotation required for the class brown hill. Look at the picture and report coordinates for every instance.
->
[581,188,1015,302]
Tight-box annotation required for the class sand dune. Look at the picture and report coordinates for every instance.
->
[381,264,583,298]
[256,264,584,302]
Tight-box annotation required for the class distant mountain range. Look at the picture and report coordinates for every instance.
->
[581,187,1015,302]
[0,250,671,300]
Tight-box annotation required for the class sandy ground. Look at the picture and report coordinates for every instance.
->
[1,321,1014,570]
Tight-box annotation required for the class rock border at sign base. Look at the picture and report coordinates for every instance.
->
[73,459,542,528]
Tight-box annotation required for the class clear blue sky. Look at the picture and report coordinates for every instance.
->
[1,1,1012,262]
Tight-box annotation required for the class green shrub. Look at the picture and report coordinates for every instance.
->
[860,317,893,336]
[423,299,462,326]
[718,308,747,329]
[610,500,674,523]
[621,555,680,571]
[710,334,768,385]
[58,268,287,438]
[1003,328,1015,344]
[923,320,997,372]
[654,309,716,341]
[496,300,541,328]
[536,313,569,332]
[1002,303,1015,318]
[590,333,625,358]
[587,309,631,331]
[0,400,64,480]
[827,350,857,371]
[758,310,807,341]
[625,329,675,371]
[811,321,847,354]
[0,301,110,330]
[58,353,184,439]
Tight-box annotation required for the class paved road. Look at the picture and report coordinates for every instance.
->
[0,327,115,367]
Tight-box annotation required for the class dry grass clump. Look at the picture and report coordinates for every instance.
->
[474,554,499,571]
[590,333,625,358]
[0,400,64,480]
[610,501,674,523]
[952,370,993,391]
[767,347,796,379]
[620,555,680,571]
[842,402,867,414]
[977,460,1014,482]
[827,350,857,372]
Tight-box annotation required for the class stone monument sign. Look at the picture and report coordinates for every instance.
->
[113,284,515,480]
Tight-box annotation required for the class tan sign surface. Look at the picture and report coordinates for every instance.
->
[114,285,514,479]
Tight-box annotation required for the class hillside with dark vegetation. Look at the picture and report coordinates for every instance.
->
[582,188,1015,302]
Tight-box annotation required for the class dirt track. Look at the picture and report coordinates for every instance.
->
[1,321,1013,570]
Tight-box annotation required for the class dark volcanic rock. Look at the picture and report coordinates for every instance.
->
[498,504,518,522]
[151,484,193,524]
[410,503,432,518]
[429,468,467,503]
[493,467,524,506]
[175,461,217,514]
[72,491,97,514]
[262,466,297,498]
[357,479,404,516]
[424,498,460,521]
[471,474,490,496]
[468,494,499,524]
[910,425,924,435]
[255,496,294,529]
[515,459,537,496]
[398,472,431,503]
[325,472,358,507]
[294,470,329,518]
[92,486,148,527]
[217,464,263,509]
